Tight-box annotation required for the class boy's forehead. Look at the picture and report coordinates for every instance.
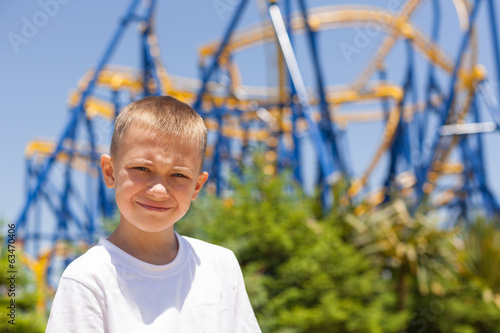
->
[124,125,165,141]
[117,125,203,158]
[121,125,184,146]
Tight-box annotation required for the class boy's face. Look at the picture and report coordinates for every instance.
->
[101,125,208,234]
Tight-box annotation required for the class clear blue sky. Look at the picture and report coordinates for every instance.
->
[1,0,500,225]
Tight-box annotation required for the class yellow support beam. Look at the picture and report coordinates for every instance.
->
[21,249,55,315]
[351,0,422,91]
[68,92,116,120]
[25,139,108,176]
[326,83,404,105]
[347,103,402,198]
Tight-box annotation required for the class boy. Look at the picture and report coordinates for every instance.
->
[46,96,261,332]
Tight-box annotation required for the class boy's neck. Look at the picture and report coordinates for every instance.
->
[107,223,179,265]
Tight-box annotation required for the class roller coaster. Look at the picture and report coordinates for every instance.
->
[12,0,500,308]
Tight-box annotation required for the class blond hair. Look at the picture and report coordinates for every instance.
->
[110,96,207,164]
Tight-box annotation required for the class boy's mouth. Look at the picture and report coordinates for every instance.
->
[137,202,170,211]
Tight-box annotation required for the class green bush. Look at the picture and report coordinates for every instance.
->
[178,161,500,332]
[177,164,407,332]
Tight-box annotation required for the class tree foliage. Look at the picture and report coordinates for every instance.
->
[178,164,407,332]
[178,161,500,332]
[344,199,459,309]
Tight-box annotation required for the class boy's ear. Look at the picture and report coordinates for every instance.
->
[101,154,115,189]
[192,171,209,200]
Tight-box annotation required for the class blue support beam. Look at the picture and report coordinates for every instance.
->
[419,0,483,199]
[193,0,250,112]
[16,0,143,234]
[487,0,500,103]
[296,0,349,179]
[268,1,335,186]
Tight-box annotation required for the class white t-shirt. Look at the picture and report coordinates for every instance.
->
[46,233,261,332]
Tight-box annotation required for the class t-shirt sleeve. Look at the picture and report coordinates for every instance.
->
[230,253,262,333]
[46,276,107,333]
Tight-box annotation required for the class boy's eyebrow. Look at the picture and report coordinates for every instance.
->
[172,166,195,173]
[125,159,153,165]
[126,160,195,173]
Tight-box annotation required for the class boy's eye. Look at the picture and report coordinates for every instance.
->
[172,173,187,178]
[133,167,150,172]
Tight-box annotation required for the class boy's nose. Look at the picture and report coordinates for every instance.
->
[146,182,169,198]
